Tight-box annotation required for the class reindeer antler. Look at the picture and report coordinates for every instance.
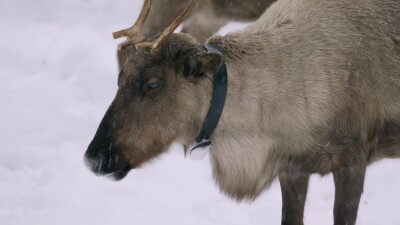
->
[113,0,152,39]
[113,0,199,52]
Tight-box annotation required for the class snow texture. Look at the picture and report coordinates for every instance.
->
[1,0,399,224]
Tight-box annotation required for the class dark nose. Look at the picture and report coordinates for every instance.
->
[84,135,131,180]
[84,142,113,176]
[84,105,131,180]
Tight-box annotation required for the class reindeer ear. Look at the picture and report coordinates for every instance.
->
[198,52,223,75]
[183,52,222,77]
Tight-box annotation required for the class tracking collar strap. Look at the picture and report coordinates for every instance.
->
[189,44,228,156]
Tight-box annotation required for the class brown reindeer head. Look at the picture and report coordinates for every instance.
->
[84,0,222,180]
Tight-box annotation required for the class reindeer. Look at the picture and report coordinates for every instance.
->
[84,0,400,224]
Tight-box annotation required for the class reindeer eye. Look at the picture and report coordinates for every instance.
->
[141,76,163,96]
[148,81,160,90]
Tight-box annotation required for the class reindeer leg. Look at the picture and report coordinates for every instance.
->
[279,172,309,225]
[333,152,366,225]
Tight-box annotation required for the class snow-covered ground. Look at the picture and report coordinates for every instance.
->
[1,1,400,224]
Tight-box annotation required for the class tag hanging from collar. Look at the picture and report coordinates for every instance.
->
[189,45,228,160]
[188,139,211,160]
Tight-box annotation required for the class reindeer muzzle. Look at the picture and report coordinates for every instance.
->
[84,107,131,181]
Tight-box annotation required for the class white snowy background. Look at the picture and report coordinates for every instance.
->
[1,0,400,224]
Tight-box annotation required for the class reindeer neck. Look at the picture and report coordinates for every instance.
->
[203,32,281,200]
[188,45,228,158]
[206,32,276,137]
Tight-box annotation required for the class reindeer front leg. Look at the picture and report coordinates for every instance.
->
[279,172,310,225]
[332,153,367,225]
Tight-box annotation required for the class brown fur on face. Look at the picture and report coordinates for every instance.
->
[113,40,206,167]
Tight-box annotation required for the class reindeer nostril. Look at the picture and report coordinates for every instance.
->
[108,155,113,170]
[97,158,104,174]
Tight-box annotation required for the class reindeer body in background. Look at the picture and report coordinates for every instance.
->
[141,0,275,43]
[85,0,400,224]
[117,0,275,68]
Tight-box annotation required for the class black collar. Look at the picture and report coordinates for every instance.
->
[190,45,228,153]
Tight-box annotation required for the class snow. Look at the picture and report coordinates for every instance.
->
[1,0,400,224]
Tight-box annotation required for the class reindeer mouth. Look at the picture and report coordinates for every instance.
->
[105,164,131,181]
[84,152,132,181]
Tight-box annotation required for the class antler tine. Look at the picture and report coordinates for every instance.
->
[135,0,199,52]
[112,0,153,40]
